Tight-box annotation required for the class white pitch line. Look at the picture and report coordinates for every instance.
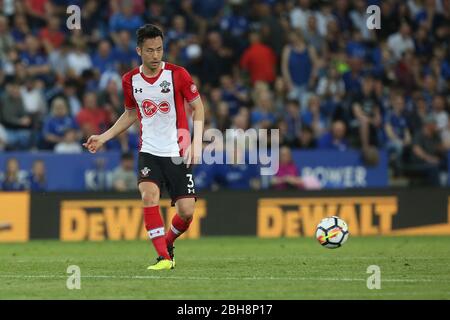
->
[0,274,448,283]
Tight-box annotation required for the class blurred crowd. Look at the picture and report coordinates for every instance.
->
[0,0,449,188]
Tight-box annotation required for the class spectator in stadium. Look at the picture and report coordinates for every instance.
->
[48,39,70,80]
[281,29,318,109]
[0,124,7,151]
[350,0,375,40]
[316,64,346,107]
[54,128,83,154]
[283,99,302,142]
[39,15,64,53]
[111,30,140,73]
[431,95,449,133]
[0,15,14,61]
[84,158,111,191]
[28,159,47,192]
[91,40,116,75]
[250,89,276,130]
[407,93,428,136]
[24,0,49,29]
[42,97,79,150]
[66,38,93,77]
[61,80,82,116]
[219,74,249,117]
[351,75,382,150]
[110,152,138,192]
[166,15,191,48]
[271,146,303,190]
[421,74,439,107]
[109,0,144,42]
[301,95,327,138]
[303,14,325,55]
[76,91,111,140]
[384,93,412,174]
[256,1,285,58]
[387,22,415,62]
[289,0,312,33]
[19,35,51,81]
[98,78,124,121]
[317,120,349,151]
[296,125,316,149]
[0,79,32,150]
[20,77,47,147]
[411,115,447,185]
[10,14,30,52]
[442,119,450,151]
[214,101,232,133]
[201,31,233,88]
[1,157,27,191]
[240,31,277,85]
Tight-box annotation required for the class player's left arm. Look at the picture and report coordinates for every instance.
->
[188,97,204,166]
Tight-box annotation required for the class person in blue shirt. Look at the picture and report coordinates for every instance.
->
[318,120,349,151]
[385,93,412,175]
[250,90,276,129]
[2,158,27,191]
[42,97,80,149]
[220,74,249,117]
[109,2,144,39]
[111,30,140,70]
[19,35,51,83]
[91,40,117,74]
[28,159,47,192]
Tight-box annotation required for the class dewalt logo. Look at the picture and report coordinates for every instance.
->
[60,199,206,241]
[258,197,398,237]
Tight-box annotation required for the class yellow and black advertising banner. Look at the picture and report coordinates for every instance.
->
[59,199,206,241]
[0,192,30,242]
[1,188,450,241]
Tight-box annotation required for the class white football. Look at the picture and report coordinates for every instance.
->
[315,216,349,249]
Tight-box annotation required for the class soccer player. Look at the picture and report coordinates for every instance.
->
[83,24,204,270]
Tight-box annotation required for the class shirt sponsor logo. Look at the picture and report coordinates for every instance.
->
[141,99,171,117]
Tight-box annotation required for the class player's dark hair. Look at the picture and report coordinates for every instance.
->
[136,24,164,47]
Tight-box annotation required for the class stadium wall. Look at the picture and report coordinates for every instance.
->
[1,188,450,242]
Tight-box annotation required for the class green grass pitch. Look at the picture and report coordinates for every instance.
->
[1,236,449,299]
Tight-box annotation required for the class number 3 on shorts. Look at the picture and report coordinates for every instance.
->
[186,174,194,188]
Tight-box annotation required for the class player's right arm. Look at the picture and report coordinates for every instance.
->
[83,109,137,153]
[84,71,139,153]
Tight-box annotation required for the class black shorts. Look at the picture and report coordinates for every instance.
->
[138,152,197,206]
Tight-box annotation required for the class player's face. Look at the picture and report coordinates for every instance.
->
[137,37,164,71]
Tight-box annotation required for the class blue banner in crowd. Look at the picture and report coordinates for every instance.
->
[4,150,449,190]
[291,150,388,188]
[0,152,121,191]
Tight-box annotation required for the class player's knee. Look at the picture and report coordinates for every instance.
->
[141,190,159,206]
[177,203,195,220]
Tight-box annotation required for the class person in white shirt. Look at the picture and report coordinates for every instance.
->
[54,128,83,153]
[387,22,415,61]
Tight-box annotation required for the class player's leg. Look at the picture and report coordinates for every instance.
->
[138,152,173,270]
[166,197,195,248]
[162,157,197,249]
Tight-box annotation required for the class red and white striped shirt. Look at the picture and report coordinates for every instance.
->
[122,62,200,157]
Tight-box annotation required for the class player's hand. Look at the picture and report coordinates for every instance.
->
[83,135,105,153]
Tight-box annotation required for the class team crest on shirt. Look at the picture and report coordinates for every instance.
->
[160,80,171,93]
[141,167,151,177]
